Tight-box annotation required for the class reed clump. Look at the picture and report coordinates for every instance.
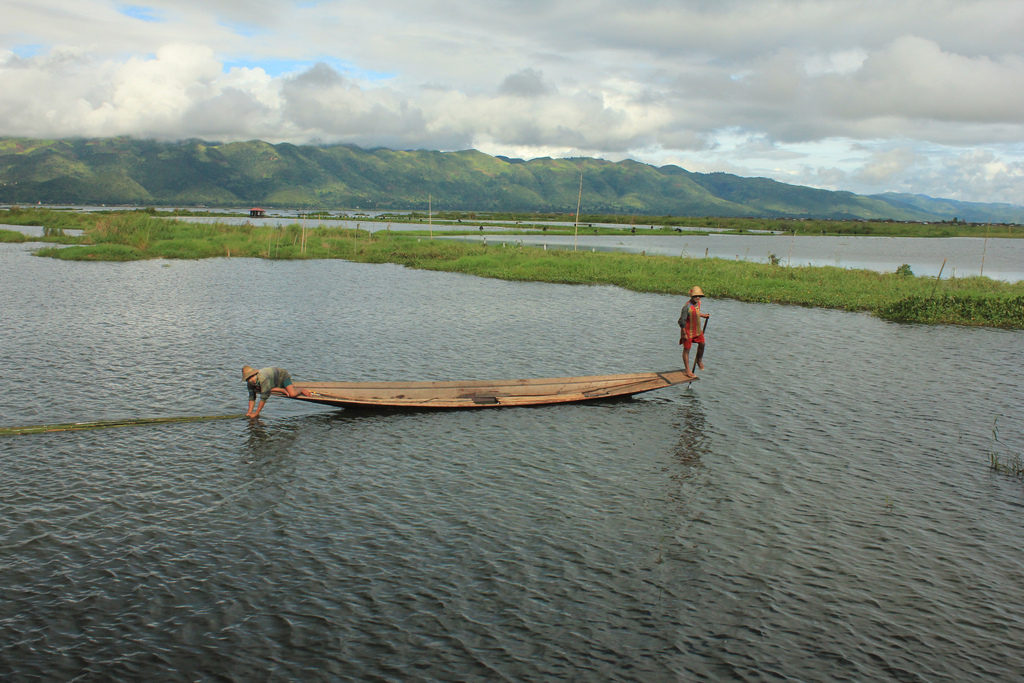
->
[990,452,1024,478]
[988,417,1024,478]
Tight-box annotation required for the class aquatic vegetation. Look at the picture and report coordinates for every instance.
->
[0,228,26,242]
[990,452,1024,478]
[35,243,146,261]
[876,294,1024,328]
[988,417,1024,478]
[0,414,244,436]
[0,206,94,232]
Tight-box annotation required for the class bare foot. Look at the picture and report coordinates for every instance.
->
[697,361,705,371]
[684,371,697,379]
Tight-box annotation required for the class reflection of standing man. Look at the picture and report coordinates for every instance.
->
[678,286,709,378]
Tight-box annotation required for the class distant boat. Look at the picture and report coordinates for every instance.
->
[291,370,696,410]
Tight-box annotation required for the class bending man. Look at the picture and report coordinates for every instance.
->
[243,365,313,418]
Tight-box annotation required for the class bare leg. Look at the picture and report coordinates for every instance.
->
[283,385,313,398]
[694,343,706,371]
[682,348,696,377]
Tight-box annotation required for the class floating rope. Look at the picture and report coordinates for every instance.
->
[0,414,245,437]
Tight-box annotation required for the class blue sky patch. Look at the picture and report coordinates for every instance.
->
[117,5,165,22]
[218,21,269,39]
[12,44,46,59]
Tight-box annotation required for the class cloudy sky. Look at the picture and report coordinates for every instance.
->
[2,0,1023,204]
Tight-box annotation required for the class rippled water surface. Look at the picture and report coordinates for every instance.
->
[450,233,1024,282]
[2,241,1024,681]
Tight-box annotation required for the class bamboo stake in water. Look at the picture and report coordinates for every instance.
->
[429,194,432,239]
[573,172,583,252]
[981,229,988,277]
[931,257,947,297]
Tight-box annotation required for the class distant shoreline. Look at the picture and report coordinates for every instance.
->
[3,205,1022,239]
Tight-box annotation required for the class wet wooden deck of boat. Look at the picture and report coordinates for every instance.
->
[291,369,696,409]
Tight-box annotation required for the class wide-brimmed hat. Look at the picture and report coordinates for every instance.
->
[242,365,258,381]
[688,286,704,297]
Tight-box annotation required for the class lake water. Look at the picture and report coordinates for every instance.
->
[2,241,1024,681]
[449,233,1024,283]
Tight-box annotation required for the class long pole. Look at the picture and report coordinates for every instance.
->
[931,257,947,297]
[573,172,582,252]
[981,229,988,277]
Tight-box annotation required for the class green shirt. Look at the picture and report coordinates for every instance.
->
[248,367,292,403]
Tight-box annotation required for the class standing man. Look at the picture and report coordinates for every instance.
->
[678,286,710,378]
[243,365,313,418]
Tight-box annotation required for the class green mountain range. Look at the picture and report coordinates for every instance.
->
[1,136,1020,222]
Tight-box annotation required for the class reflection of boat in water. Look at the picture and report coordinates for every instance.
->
[291,370,696,410]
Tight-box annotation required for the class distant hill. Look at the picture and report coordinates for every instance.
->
[1,137,1021,222]
[868,193,1024,224]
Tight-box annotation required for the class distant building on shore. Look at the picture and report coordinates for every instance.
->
[250,207,266,217]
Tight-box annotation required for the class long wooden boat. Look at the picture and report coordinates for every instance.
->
[290,369,695,410]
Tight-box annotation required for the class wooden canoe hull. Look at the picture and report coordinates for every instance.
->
[290,369,695,409]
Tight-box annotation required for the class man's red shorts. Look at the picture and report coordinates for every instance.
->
[681,334,705,350]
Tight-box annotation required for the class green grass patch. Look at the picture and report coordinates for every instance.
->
[0,228,26,242]
[0,206,94,231]
[35,244,146,261]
